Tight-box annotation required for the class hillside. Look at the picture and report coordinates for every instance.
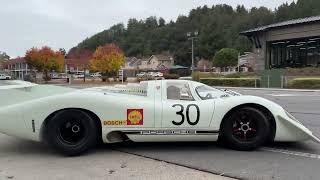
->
[70,0,320,66]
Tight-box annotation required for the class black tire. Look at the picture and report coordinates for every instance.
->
[45,109,98,156]
[220,107,270,151]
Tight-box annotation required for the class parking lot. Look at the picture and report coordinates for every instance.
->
[0,81,320,180]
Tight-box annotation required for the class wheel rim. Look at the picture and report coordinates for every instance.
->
[57,118,87,145]
[232,110,259,142]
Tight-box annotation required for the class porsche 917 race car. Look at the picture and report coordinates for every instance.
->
[0,80,319,156]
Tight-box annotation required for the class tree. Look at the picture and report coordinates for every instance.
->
[0,51,10,61]
[70,1,320,67]
[25,46,64,81]
[89,44,125,81]
[213,48,239,68]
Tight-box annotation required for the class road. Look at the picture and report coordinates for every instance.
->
[1,81,320,179]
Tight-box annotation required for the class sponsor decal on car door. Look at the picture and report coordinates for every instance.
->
[161,81,214,128]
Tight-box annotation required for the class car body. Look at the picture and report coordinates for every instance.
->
[0,80,319,155]
[90,72,102,78]
[154,72,163,77]
[0,74,11,80]
[136,72,146,77]
[73,73,84,79]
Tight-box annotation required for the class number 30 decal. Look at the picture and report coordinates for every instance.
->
[172,104,200,126]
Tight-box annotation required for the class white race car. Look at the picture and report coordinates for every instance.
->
[0,80,319,156]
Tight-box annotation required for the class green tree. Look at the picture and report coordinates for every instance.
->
[213,48,239,68]
[0,51,10,61]
[70,0,320,67]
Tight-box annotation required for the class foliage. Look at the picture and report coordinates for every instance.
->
[89,44,125,77]
[0,51,10,61]
[25,46,64,81]
[200,78,260,87]
[288,78,320,89]
[213,48,239,68]
[69,0,320,67]
[163,73,180,79]
[284,67,320,76]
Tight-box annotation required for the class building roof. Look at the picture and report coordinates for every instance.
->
[5,57,26,65]
[241,15,320,35]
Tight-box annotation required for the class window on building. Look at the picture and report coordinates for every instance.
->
[166,82,194,101]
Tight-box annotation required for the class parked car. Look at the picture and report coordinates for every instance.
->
[0,80,319,156]
[59,73,68,79]
[50,73,59,79]
[90,72,102,78]
[73,73,84,79]
[154,72,163,77]
[0,74,11,80]
[136,72,147,77]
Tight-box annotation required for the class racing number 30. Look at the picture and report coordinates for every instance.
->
[172,104,200,126]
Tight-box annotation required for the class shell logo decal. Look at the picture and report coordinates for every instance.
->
[127,109,143,125]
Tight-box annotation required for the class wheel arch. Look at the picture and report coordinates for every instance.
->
[219,103,276,143]
[40,108,102,143]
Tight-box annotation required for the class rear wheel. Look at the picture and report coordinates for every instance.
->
[221,107,270,151]
[45,109,98,156]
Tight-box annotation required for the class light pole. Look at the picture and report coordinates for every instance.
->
[187,31,198,74]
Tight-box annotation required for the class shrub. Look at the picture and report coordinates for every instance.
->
[288,78,320,89]
[200,78,260,87]
[164,74,180,79]
[285,67,320,76]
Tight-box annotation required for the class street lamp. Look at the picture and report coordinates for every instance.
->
[187,31,199,74]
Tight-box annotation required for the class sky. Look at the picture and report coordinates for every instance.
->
[0,0,295,58]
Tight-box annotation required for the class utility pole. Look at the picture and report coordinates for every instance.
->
[187,31,198,74]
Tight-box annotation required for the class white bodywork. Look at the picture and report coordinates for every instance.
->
[0,80,319,145]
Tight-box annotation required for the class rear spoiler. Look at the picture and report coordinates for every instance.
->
[0,80,37,90]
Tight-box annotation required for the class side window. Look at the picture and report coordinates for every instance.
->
[166,82,194,101]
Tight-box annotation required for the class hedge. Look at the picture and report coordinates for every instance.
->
[200,78,260,87]
[288,78,320,89]
[164,73,180,79]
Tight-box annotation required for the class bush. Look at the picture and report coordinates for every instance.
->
[288,78,320,89]
[200,78,260,87]
[224,72,257,78]
[285,67,320,76]
[164,74,180,79]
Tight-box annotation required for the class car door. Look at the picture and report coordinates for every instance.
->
[161,81,215,128]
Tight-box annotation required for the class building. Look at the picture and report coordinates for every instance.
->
[0,59,8,72]
[4,57,30,79]
[123,54,175,76]
[241,16,320,70]
[138,55,174,70]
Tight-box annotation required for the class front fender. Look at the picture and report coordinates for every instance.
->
[212,95,320,143]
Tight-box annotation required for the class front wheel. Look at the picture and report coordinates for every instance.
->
[45,110,98,156]
[220,107,270,151]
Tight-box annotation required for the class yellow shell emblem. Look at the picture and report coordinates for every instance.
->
[128,110,143,125]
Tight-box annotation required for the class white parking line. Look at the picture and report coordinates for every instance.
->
[262,147,320,160]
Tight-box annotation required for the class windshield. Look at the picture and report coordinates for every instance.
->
[195,85,226,100]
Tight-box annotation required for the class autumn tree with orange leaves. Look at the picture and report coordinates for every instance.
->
[89,44,125,81]
[25,46,64,81]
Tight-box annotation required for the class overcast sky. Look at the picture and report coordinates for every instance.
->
[1,0,295,57]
